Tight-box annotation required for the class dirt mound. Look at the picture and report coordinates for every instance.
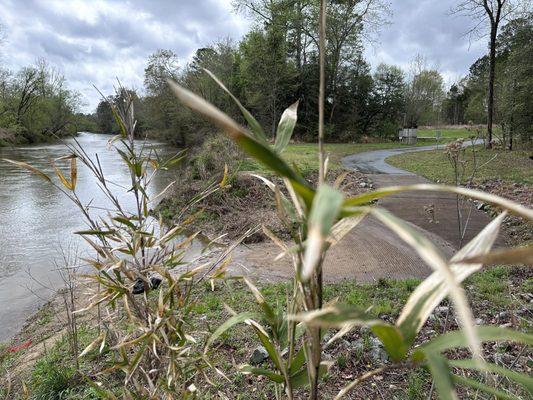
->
[158,169,372,244]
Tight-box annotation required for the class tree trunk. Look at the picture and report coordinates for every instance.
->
[486,24,497,149]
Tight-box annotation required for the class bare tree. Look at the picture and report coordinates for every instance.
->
[452,0,522,149]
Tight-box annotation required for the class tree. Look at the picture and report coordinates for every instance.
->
[498,14,532,148]
[239,27,298,135]
[95,97,115,134]
[443,81,470,125]
[368,63,406,136]
[452,0,522,148]
[404,57,444,127]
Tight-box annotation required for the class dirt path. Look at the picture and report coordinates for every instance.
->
[231,143,501,283]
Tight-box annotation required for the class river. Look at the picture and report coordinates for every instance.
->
[0,132,199,342]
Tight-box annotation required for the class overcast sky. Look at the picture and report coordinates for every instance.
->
[0,0,488,112]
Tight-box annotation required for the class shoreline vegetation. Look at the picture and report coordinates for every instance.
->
[2,129,532,398]
[1,0,531,398]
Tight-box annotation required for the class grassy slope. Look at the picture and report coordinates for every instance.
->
[242,140,446,175]
[386,146,533,185]
[2,267,530,399]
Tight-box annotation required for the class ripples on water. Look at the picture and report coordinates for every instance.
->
[0,132,184,341]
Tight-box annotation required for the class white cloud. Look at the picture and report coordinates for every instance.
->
[0,0,489,112]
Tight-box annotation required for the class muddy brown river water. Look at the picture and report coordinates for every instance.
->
[0,132,202,341]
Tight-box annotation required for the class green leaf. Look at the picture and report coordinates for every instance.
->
[249,321,283,371]
[290,361,330,389]
[111,105,127,138]
[289,346,306,375]
[450,359,533,395]
[419,326,533,354]
[112,217,137,229]
[397,213,505,347]
[452,374,514,400]
[344,184,533,221]
[239,365,284,383]
[236,133,311,192]
[301,185,344,281]
[274,101,299,153]
[425,352,457,400]
[371,325,408,362]
[205,312,256,351]
[203,69,268,144]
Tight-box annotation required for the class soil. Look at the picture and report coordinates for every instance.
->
[471,179,532,245]
[158,169,373,244]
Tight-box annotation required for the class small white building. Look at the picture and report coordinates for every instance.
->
[399,128,417,144]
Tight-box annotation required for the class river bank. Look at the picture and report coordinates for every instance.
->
[0,133,183,341]
[2,263,531,398]
[1,137,531,398]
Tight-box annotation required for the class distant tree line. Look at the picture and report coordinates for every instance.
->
[0,56,89,145]
[91,1,528,148]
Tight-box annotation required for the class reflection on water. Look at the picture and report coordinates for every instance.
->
[0,132,195,341]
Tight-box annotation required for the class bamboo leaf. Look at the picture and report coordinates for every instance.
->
[452,375,514,400]
[301,185,343,281]
[396,213,505,346]
[79,332,106,358]
[169,79,311,191]
[457,245,533,266]
[274,101,299,153]
[239,365,284,383]
[450,359,533,395]
[205,312,256,351]
[369,207,481,360]
[70,157,77,190]
[243,277,277,328]
[327,212,368,246]
[425,352,458,400]
[75,230,117,236]
[291,303,384,328]
[290,361,331,389]
[203,69,268,144]
[51,159,74,190]
[418,326,533,354]
[343,184,533,221]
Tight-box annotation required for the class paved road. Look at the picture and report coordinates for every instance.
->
[342,140,484,174]
[342,139,501,250]
[232,139,499,283]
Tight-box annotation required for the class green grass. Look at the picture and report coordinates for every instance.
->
[418,128,473,139]
[386,146,533,185]
[4,267,529,399]
[241,140,449,175]
[417,126,502,139]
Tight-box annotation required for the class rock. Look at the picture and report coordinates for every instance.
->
[370,337,382,348]
[370,347,388,363]
[250,346,269,365]
[352,339,364,352]
[475,318,484,325]
[497,311,510,320]
[369,337,388,363]
[360,326,371,335]
[359,182,368,188]
[435,306,449,315]
[132,276,163,294]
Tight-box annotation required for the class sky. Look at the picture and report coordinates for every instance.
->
[0,0,489,112]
